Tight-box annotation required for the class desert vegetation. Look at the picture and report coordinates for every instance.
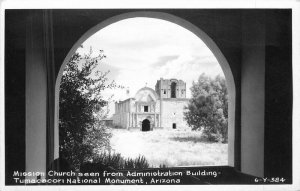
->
[109,129,228,168]
[59,48,152,171]
[184,73,228,143]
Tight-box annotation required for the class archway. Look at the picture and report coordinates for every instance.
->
[142,119,150,131]
[55,11,236,167]
[171,82,177,98]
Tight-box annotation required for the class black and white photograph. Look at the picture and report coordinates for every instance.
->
[1,0,300,190]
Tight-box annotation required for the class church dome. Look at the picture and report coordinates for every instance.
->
[134,87,159,102]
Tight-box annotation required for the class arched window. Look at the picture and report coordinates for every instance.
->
[171,82,176,98]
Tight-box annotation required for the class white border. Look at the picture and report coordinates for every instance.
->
[0,0,299,191]
[0,0,297,9]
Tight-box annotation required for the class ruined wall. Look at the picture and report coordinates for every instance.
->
[112,99,131,128]
[156,78,186,99]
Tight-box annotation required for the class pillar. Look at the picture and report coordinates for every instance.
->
[25,10,56,180]
[240,11,265,177]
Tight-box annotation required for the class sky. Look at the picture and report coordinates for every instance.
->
[77,17,224,117]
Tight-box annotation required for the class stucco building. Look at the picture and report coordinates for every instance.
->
[112,78,189,131]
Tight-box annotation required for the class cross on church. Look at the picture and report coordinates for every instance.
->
[145,82,148,87]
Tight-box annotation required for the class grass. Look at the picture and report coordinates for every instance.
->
[91,153,149,169]
[107,128,228,168]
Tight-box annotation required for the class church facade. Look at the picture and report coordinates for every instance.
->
[112,78,189,131]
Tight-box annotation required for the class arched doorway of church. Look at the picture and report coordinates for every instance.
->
[142,119,150,131]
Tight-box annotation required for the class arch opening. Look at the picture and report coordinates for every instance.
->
[55,11,236,168]
[171,82,177,98]
[142,119,151,131]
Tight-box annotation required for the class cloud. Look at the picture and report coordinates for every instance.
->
[148,53,222,97]
[97,61,121,80]
[79,17,225,117]
[151,55,180,68]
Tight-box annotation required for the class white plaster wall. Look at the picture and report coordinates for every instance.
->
[25,17,47,179]
[113,112,129,128]
[155,101,160,112]
[241,12,265,177]
[131,100,136,111]
[112,99,132,128]
[161,100,189,130]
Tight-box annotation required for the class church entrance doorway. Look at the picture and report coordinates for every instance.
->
[142,119,150,131]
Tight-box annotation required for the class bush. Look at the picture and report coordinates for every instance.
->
[124,155,149,169]
[184,73,228,143]
[92,152,149,170]
[201,130,222,142]
[59,48,122,170]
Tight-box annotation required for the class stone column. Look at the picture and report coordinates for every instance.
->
[153,104,156,128]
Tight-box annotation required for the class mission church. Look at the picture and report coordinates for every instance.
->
[112,78,189,131]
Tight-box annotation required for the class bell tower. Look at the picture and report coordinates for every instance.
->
[155,78,186,99]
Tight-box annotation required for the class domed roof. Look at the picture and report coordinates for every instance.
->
[134,87,159,102]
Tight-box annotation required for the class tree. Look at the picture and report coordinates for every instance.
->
[59,47,121,170]
[184,73,228,143]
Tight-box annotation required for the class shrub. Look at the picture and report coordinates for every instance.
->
[59,48,122,170]
[184,73,228,143]
[86,152,150,170]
